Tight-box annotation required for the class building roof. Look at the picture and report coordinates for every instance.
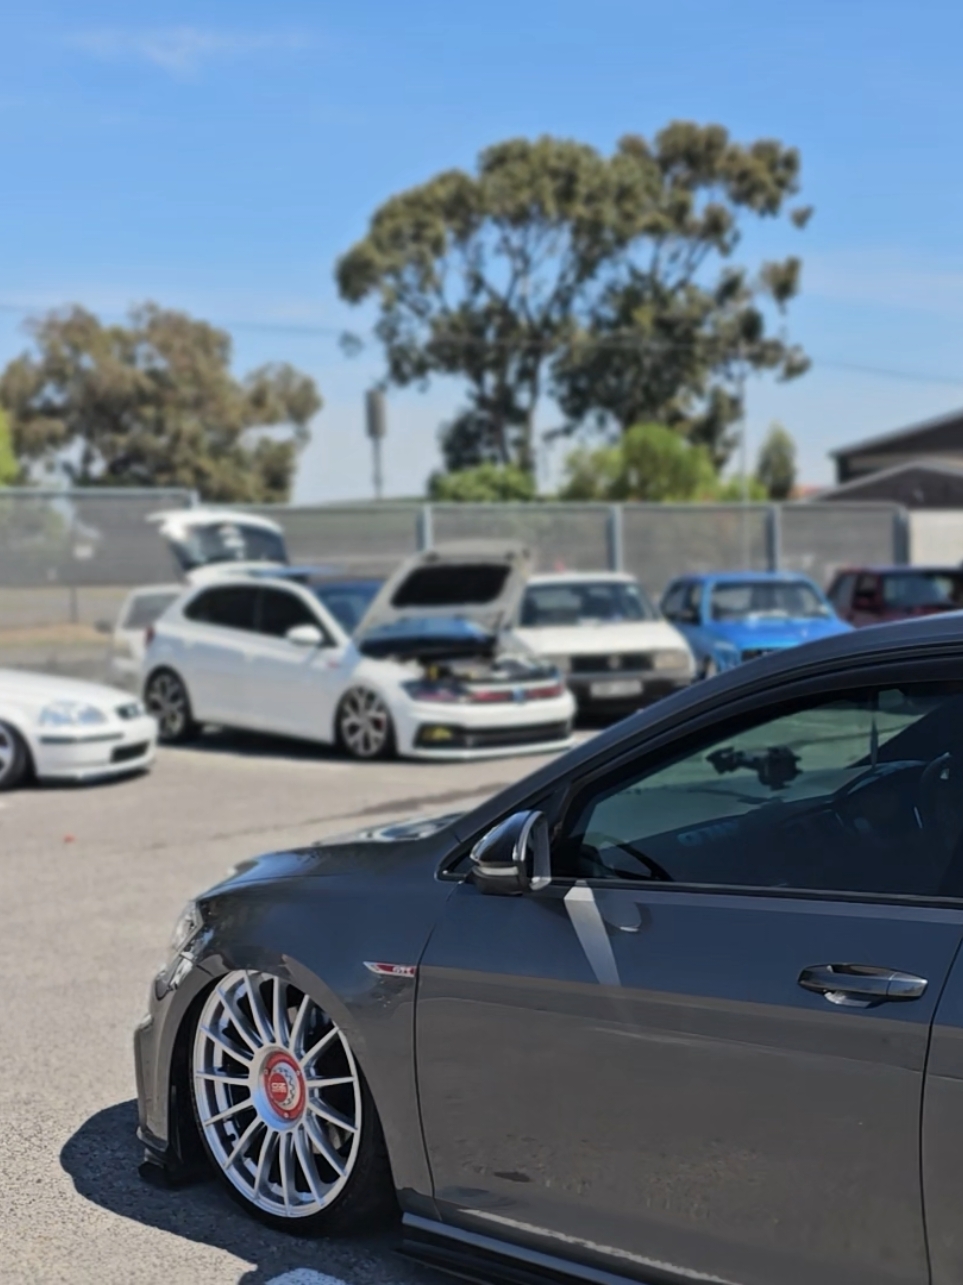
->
[813,458,963,505]
[831,407,963,460]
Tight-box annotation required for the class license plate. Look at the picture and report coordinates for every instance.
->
[589,679,643,699]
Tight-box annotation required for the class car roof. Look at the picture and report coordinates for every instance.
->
[831,565,963,576]
[673,571,820,586]
[526,571,637,585]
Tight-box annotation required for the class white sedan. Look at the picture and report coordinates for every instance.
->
[0,669,158,791]
[142,546,576,760]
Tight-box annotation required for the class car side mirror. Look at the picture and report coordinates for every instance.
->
[469,810,551,896]
[286,623,324,647]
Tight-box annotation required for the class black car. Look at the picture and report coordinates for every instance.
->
[136,613,963,1285]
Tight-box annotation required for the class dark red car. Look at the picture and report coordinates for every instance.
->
[828,566,963,626]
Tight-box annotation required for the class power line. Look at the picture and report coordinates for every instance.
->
[2,298,963,388]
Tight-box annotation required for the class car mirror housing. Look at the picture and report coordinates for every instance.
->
[286,623,324,647]
[469,810,551,896]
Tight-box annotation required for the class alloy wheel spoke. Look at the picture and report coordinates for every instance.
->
[224,1116,263,1170]
[305,1075,354,1090]
[201,1024,253,1066]
[308,1100,358,1134]
[278,1131,296,1211]
[197,1070,250,1086]
[254,1128,278,1198]
[272,976,289,1048]
[202,1098,252,1127]
[294,1125,328,1204]
[300,1024,338,1068]
[245,972,274,1045]
[305,1113,347,1177]
[217,988,262,1053]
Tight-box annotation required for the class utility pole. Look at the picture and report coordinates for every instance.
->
[365,389,386,500]
[737,364,751,569]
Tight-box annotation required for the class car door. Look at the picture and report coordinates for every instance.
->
[416,672,963,1285]
[245,586,347,740]
[180,584,258,723]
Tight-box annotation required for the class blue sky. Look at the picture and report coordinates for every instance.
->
[3,0,963,499]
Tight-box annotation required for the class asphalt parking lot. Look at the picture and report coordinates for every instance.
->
[0,732,576,1285]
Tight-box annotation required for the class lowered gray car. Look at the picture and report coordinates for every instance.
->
[136,612,963,1285]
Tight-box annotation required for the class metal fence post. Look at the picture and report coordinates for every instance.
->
[767,505,782,572]
[607,505,624,571]
[418,504,434,552]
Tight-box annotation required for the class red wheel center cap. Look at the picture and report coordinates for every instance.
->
[262,1051,305,1121]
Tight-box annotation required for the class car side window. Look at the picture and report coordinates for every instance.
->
[853,573,879,607]
[257,588,329,641]
[661,584,686,620]
[556,682,963,899]
[184,586,258,630]
[829,573,855,609]
[682,582,703,621]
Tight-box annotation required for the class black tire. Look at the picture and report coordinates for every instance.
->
[189,973,396,1236]
[336,687,396,761]
[144,668,199,744]
[0,721,31,792]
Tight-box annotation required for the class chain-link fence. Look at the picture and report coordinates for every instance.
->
[0,489,908,679]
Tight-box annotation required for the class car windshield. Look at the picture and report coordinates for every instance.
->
[311,580,382,633]
[521,580,658,626]
[711,581,830,621]
[168,522,288,571]
[881,571,963,609]
[122,591,180,629]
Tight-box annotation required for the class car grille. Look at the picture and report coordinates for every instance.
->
[570,653,650,674]
[111,742,149,763]
[740,647,778,663]
[415,721,571,750]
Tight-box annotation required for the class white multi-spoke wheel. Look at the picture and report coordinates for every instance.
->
[191,971,393,1233]
[0,721,29,792]
[337,688,394,760]
[145,669,198,744]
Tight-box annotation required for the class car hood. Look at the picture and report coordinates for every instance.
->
[515,619,689,656]
[710,615,851,648]
[0,668,134,714]
[356,542,531,637]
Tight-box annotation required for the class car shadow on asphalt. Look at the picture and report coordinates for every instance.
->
[61,1100,440,1285]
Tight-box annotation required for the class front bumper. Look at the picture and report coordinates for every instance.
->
[395,691,577,760]
[567,673,692,712]
[33,713,157,781]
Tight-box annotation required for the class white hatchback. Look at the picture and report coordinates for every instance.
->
[514,572,695,714]
[142,547,576,761]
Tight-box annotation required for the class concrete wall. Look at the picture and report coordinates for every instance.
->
[908,511,963,564]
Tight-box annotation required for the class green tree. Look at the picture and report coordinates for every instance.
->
[561,422,718,501]
[337,124,810,476]
[0,304,321,501]
[428,462,537,502]
[553,124,810,466]
[0,407,20,484]
[755,422,797,500]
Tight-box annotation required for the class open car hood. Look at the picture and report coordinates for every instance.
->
[355,542,531,639]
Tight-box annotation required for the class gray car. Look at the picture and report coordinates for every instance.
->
[135,612,963,1285]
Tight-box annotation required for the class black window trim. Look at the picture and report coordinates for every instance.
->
[184,584,259,631]
[439,651,963,908]
[253,585,335,646]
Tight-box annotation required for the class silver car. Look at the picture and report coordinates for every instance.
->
[135,611,963,1285]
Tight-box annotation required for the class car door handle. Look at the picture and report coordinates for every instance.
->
[798,963,928,1006]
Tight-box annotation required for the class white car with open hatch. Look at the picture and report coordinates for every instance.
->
[142,544,576,760]
[0,669,157,791]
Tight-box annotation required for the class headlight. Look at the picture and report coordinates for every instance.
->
[402,680,464,703]
[653,650,690,672]
[169,900,202,955]
[38,700,108,728]
[117,700,144,720]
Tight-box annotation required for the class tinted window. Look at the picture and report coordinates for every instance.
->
[122,590,179,629]
[661,584,687,620]
[828,573,855,609]
[311,580,381,633]
[257,588,324,639]
[521,580,658,627]
[392,564,509,607]
[558,683,963,898]
[710,580,830,621]
[881,571,963,609]
[185,586,257,630]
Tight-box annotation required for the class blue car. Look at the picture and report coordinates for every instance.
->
[661,571,851,677]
